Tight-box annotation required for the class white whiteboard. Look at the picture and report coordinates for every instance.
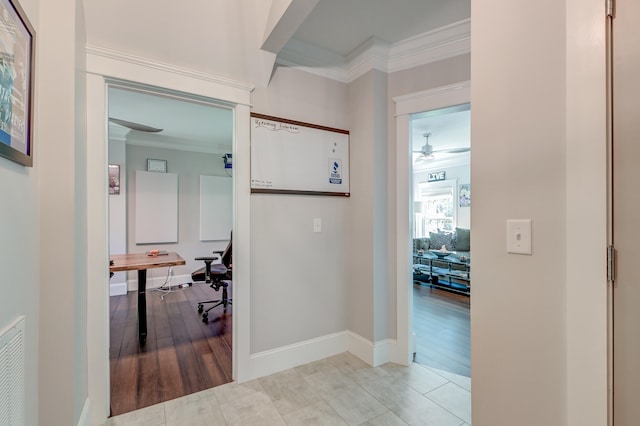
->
[199,175,232,241]
[250,114,350,196]
[135,171,178,244]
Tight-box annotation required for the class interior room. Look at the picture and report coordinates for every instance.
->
[107,86,234,415]
[410,104,471,378]
[0,1,610,426]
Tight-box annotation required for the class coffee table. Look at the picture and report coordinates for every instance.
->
[413,252,470,295]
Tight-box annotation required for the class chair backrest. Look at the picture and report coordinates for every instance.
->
[219,233,232,267]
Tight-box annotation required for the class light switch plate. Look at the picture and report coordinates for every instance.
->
[313,218,322,233]
[507,219,532,255]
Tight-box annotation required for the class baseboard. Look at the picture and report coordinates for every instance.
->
[77,398,91,426]
[347,331,397,367]
[243,330,401,382]
[246,331,348,380]
[109,281,127,296]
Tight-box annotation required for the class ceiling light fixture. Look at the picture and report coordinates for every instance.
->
[414,133,434,163]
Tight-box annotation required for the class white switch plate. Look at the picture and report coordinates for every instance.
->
[313,218,322,233]
[507,219,532,255]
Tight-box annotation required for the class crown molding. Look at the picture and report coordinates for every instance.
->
[276,19,470,83]
[387,19,470,73]
[347,37,390,81]
[85,44,255,92]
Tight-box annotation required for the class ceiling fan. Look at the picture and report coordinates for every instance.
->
[413,132,469,163]
[109,117,163,133]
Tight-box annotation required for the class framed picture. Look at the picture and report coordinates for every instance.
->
[459,184,471,207]
[109,164,120,195]
[147,158,167,173]
[0,0,35,167]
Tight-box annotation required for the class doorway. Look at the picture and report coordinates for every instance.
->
[106,84,234,415]
[393,80,471,371]
[410,103,471,377]
[85,60,253,425]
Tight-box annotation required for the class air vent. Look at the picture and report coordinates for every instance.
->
[0,317,25,426]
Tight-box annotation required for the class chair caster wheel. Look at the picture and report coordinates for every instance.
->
[197,304,203,313]
[202,313,208,323]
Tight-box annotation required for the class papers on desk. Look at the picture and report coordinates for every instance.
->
[146,250,169,256]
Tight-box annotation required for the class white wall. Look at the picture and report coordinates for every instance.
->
[250,66,349,353]
[124,145,231,286]
[0,2,39,424]
[83,0,275,86]
[73,2,608,424]
[471,0,567,424]
[346,71,377,343]
[37,0,89,425]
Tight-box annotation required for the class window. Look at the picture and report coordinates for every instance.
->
[414,180,456,237]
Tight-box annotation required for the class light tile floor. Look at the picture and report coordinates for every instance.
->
[104,352,471,426]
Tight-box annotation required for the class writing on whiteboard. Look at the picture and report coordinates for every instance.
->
[254,118,300,134]
[251,178,273,188]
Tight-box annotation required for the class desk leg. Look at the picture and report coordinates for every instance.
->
[138,269,147,345]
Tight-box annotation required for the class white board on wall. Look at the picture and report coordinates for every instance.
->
[135,170,178,244]
[199,175,232,241]
[250,113,350,196]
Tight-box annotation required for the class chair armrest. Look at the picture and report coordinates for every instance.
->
[195,256,219,261]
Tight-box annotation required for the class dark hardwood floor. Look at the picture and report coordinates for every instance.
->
[109,282,232,417]
[413,282,471,377]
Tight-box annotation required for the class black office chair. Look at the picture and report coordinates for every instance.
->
[192,237,232,323]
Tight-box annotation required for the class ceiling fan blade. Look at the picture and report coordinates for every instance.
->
[109,117,163,133]
[433,147,470,154]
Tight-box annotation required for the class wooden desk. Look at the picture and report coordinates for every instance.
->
[110,252,186,345]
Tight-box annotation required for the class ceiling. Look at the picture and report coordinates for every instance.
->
[288,0,470,57]
[108,0,470,159]
[108,87,233,155]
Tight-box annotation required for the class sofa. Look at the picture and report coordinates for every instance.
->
[413,227,471,294]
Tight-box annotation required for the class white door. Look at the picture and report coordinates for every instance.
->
[612,0,640,423]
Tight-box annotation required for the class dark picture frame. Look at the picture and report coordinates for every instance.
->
[0,0,35,167]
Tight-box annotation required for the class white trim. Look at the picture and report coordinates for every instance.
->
[347,331,375,365]
[86,46,254,108]
[387,19,471,74]
[393,81,471,367]
[109,281,126,296]
[276,19,470,83]
[77,398,91,426]
[347,331,397,367]
[393,81,471,116]
[86,44,254,94]
[245,331,348,380]
[86,72,111,426]
[347,38,390,81]
[86,55,253,426]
